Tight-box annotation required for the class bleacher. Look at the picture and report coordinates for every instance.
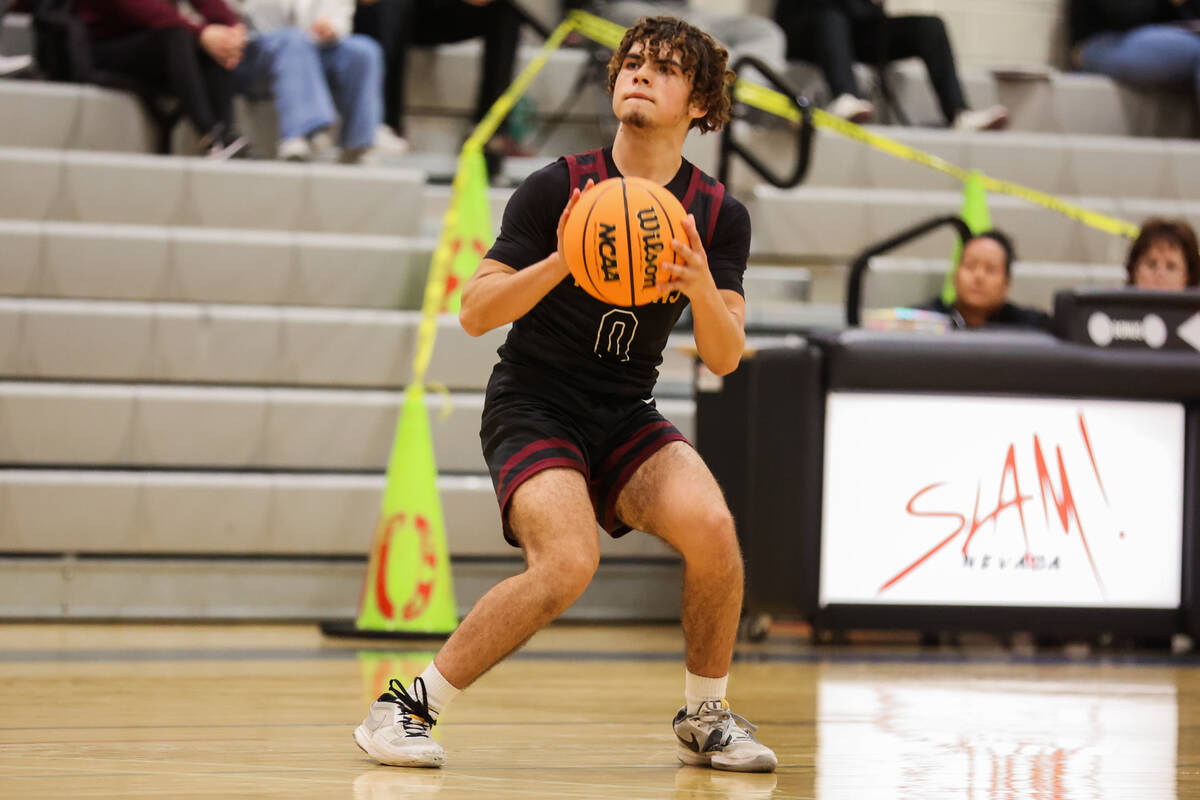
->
[0,0,1195,620]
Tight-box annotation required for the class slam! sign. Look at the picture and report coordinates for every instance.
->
[820,393,1185,608]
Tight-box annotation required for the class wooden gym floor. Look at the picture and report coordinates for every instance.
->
[0,622,1196,799]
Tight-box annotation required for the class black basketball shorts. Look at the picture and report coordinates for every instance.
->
[480,364,689,546]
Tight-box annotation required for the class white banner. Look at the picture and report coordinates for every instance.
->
[820,393,1185,608]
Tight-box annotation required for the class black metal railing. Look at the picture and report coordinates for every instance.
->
[718,55,815,189]
[845,215,971,326]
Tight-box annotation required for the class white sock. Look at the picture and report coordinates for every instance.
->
[416,662,461,718]
[685,670,728,714]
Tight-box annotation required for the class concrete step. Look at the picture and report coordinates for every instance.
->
[687,122,1200,202]
[750,185,1198,264]
[0,219,811,308]
[0,147,425,236]
[0,468,675,558]
[0,381,694,472]
[0,297,505,389]
[0,297,697,394]
[0,220,436,309]
[0,554,681,620]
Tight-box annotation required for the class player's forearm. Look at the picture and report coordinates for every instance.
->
[459,255,568,336]
[689,287,745,376]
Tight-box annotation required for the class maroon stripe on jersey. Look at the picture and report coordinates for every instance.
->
[595,149,610,181]
[497,437,584,488]
[681,166,703,211]
[499,457,588,514]
[566,149,609,192]
[600,431,690,531]
[705,181,725,246]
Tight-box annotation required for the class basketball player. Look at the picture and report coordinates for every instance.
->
[354,16,777,773]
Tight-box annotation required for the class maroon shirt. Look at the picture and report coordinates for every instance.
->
[75,0,238,40]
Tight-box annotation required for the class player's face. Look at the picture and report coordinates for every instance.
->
[953,237,1010,315]
[1133,239,1189,290]
[612,41,706,131]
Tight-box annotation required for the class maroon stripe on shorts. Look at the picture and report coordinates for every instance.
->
[600,431,689,532]
[498,457,589,514]
[497,437,584,489]
[599,420,673,474]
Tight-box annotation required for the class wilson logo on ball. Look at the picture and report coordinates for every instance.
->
[564,176,687,306]
[638,207,663,290]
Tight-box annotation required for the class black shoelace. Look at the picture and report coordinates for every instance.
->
[388,677,437,736]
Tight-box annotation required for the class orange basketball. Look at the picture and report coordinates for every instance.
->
[562,176,687,306]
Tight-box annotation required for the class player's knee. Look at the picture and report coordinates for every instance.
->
[533,549,598,606]
[699,504,736,545]
[683,505,740,565]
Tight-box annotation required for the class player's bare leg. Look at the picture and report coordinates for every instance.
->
[435,467,600,686]
[355,467,599,767]
[617,442,742,676]
[616,441,777,772]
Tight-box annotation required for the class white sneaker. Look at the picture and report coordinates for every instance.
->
[339,146,377,165]
[205,135,250,160]
[309,130,335,157]
[372,124,410,155]
[827,93,874,123]
[672,699,778,773]
[953,104,1009,131]
[354,677,445,768]
[277,137,312,162]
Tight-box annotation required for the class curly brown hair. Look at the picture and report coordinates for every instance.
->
[606,16,733,134]
[1125,217,1200,287]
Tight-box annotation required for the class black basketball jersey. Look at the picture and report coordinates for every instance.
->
[483,147,751,400]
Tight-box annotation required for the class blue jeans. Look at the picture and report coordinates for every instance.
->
[235,29,383,149]
[1079,24,1200,111]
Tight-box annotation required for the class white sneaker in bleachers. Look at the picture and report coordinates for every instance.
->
[953,104,1010,131]
[827,93,874,123]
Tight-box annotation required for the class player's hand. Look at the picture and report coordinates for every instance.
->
[657,214,717,300]
[555,178,594,278]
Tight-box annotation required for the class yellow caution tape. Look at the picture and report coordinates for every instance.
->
[411,19,577,388]
[567,9,623,49]
[567,9,1141,241]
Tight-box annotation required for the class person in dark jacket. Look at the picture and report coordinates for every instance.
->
[74,0,250,156]
[772,0,1007,129]
[922,230,1051,331]
[352,0,521,153]
[1069,0,1200,116]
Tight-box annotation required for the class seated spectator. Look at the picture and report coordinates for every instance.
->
[1125,217,1200,290]
[772,0,1008,130]
[1069,0,1200,118]
[353,0,521,154]
[74,0,250,157]
[921,230,1051,330]
[236,0,382,163]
